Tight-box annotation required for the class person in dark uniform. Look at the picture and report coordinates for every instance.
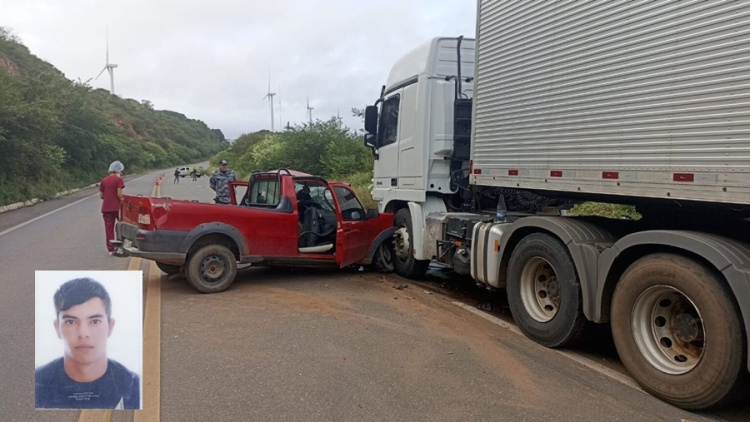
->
[296,184,313,218]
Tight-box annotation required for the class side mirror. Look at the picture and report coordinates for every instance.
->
[366,209,379,219]
[364,105,378,137]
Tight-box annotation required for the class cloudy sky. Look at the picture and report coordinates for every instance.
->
[4,1,476,139]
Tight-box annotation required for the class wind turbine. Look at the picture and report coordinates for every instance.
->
[95,30,118,95]
[277,84,283,131]
[263,72,276,132]
[306,95,314,124]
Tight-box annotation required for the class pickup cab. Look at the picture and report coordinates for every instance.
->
[114,170,396,293]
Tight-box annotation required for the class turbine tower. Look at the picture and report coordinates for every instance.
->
[263,73,276,132]
[306,95,314,124]
[95,30,118,95]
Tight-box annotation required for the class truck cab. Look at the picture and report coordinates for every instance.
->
[364,37,475,213]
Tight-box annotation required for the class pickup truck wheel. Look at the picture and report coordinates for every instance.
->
[156,262,181,276]
[507,233,587,347]
[373,240,395,273]
[185,245,237,293]
[611,253,745,410]
[393,209,429,279]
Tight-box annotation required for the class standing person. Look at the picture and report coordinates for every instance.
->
[35,277,141,409]
[209,159,237,204]
[99,161,125,256]
[191,166,198,182]
[173,168,180,184]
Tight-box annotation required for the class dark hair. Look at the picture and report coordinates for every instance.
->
[53,278,112,319]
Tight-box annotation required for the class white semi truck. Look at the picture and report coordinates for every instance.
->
[363,1,750,410]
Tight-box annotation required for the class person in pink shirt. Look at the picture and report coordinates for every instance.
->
[99,161,125,255]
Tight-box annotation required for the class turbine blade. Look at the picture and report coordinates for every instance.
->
[95,66,107,80]
[106,27,109,63]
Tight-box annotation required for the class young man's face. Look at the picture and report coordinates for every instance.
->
[54,297,114,366]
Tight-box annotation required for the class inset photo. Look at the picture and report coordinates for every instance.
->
[35,271,143,410]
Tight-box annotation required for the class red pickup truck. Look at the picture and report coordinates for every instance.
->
[114,170,396,293]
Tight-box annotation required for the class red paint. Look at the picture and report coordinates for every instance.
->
[673,173,695,182]
[119,174,394,268]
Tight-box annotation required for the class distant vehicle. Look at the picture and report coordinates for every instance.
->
[177,167,191,177]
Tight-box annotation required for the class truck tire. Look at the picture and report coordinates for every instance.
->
[393,208,429,279]
[611,253,745,410]
[156,262,181,276]
[185,245,237,293]
[507,233,587,347]
[373,240,395,273]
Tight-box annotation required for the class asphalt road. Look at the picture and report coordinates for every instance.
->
[1,166,747,421]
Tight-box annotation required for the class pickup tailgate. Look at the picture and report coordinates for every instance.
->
[121,195,155,228]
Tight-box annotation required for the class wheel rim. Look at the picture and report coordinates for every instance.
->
[377,243,395,272]
[631,285,704,375]
[394,226,410,263]
[199,255,228,284]
[519,257,560,322]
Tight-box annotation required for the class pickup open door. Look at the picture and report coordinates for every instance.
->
[332,185,373,267]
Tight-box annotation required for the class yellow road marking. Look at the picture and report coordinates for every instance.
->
[134,260,161,422]
[77,258,142,421]
[77,410,112,422]
[128,257,142,271]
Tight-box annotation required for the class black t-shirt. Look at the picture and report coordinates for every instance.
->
[35,358,140,409]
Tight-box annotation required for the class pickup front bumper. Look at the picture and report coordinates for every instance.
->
[114,222,188,266]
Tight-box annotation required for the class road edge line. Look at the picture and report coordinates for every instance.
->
[451,301,644,393]
[0,195,97,238]
[134,261,161,422]
[77,258,142,421]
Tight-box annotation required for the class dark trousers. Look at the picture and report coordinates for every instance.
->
[102,211,119,252]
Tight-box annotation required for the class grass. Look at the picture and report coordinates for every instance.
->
[337,170,377,210]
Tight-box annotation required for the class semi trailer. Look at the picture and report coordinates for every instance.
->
[363,0,750,410]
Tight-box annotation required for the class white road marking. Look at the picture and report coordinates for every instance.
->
[0,195,97,238]
[451,301,645,393]
[0,172,162,238]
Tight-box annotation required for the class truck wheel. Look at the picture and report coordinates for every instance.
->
[393,208,429,279]
[507,233,587,347]
[156,262,181,276]
[185,245,237,293]
[373,240,395,273]
[611,253,745,409]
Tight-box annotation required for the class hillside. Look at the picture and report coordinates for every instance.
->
[0,27,228,206]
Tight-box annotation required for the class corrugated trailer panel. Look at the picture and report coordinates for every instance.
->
[471,0,750,205]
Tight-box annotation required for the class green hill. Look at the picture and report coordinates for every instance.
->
[0,27,228,206]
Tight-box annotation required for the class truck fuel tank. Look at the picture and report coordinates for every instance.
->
[471,221,511,288]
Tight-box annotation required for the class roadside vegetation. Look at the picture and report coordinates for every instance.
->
[0,28,227,206]
[568,202,641,220]
[212,118,378,209]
